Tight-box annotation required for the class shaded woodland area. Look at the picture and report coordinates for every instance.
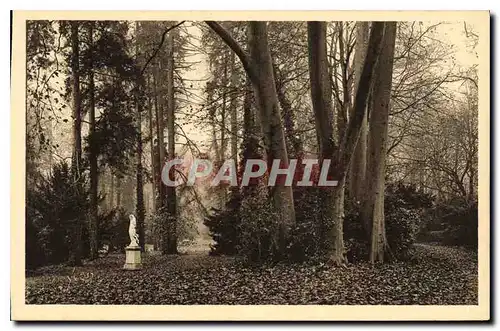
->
[25,20,479,305]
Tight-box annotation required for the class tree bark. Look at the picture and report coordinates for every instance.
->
[274,66,303,158]
[307,21,342,263]
[348,22,370,202]
[165,32,178,254]
[135,22,146,250]
[229,51,239,169]
[88,21,99,260]
[147,75,156,213]
[308,21,385,263]
[206,21,296,257]
[116,175,121,208]
[110,171,114,209]
[247,22,296,256]
[153,61,165,211]
[69,21,82,266]
[362,22,397,263]
[336,22,385,185]
[229,51,240,199]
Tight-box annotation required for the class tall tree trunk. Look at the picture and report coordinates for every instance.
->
[165,32,178,254]
[362,22,397,263]
[240,77,261,197]
[136,108,145,250]
[147,75,157,213]
[308,21,385,264]
[348,22,370,202]
[207,21,296,258]
[307,21,342,263]
[110,171,114,209]
[153,61,165,211]
[247,22,296,257]
[135,22,145,250]
[229,51,238,169]
[274,66,303,158]
[218,52,229,207]
[87,22,99,260]
[116,175,121,208]
[69,21,82,266]
[229,51,240,198]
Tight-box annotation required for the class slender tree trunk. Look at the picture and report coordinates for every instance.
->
[362,22,397,263]
[147,76,157,213]
[69,21,82,266]
[165,32,178,254]
[87,22,99,260]
[136,108,145,250]
[116,175,121,208]
[229,51,240,199]
[218,52,229,207]
[135,22,146,251]
[153,62,165,211]
[110,172,114,209]
[229,52,238,169]
[349,22,370,202]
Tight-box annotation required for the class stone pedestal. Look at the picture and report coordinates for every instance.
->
[123,246,142,270]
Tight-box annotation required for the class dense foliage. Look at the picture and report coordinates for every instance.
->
[26,162,89,269]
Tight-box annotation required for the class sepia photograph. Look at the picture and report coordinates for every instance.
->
[10,10,489,321]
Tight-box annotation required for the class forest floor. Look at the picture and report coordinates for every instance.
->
[25,243,477,305]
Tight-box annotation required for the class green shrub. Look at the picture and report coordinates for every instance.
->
[385,206,420,260]
[288,187,330,262]
[436,199,477,248]
[99,207,130,252]
[343,199,369,262]
[26,161,90,268]
[343,182,426,262]
[203,193,241,256]
[238,188,283,263]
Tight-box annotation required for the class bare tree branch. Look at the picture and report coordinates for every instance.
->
[140,21,186,76]
[205,21,258,83]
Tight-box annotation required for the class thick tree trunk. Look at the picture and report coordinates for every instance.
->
[336,22,385,185]
[241,77,260,197]
[307,22,344,263]
[69,21,83,266]
[274,66,303,158]
[348,22,370,202]
[247,22,296,256]
[87,22,99,260]
[308,21,386,263]
[165,32,178,254]
[206,21,296,257]
[362,22,397,263]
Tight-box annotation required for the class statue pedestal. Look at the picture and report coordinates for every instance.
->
[123,246,142,270]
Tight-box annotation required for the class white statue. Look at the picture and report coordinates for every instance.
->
[128,214,140,247]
